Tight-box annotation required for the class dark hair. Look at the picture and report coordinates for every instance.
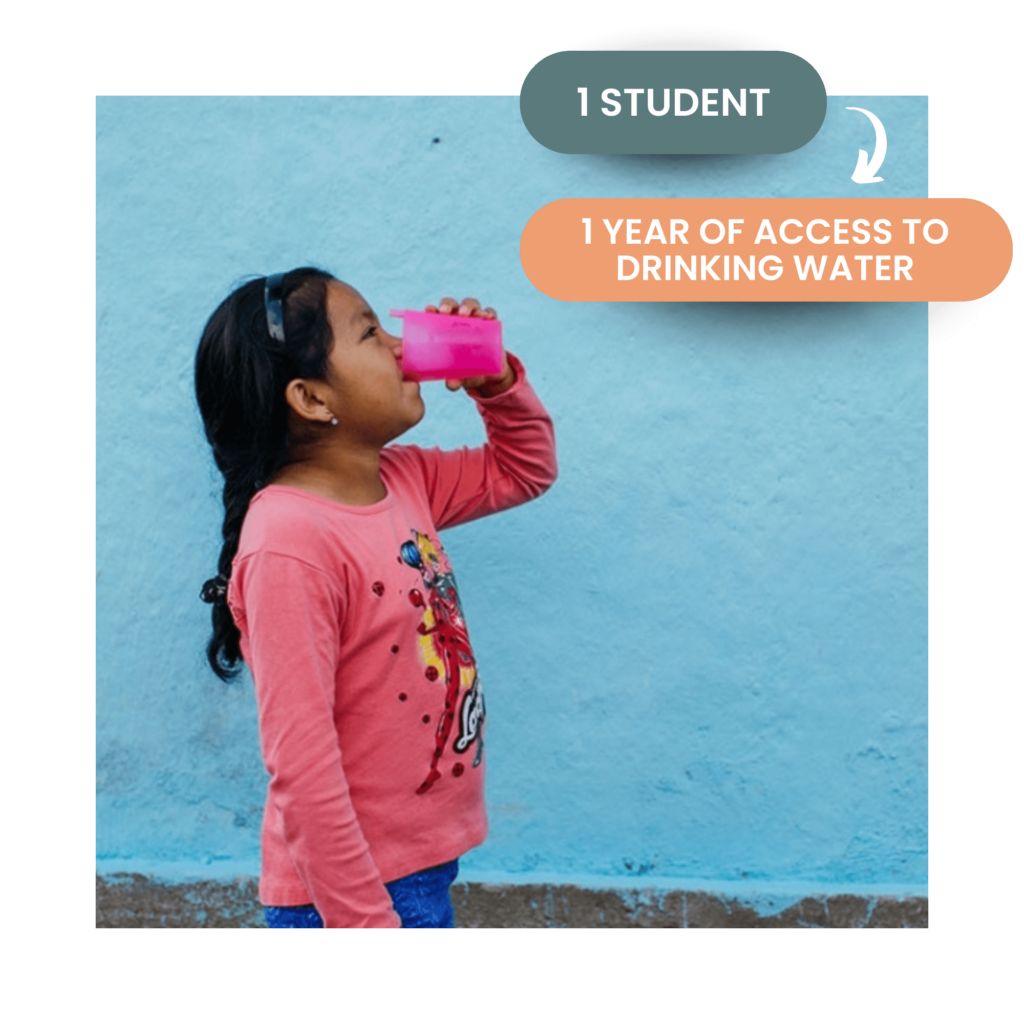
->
[195,267,336,680]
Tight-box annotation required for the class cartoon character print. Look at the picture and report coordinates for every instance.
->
[400,530,484,793]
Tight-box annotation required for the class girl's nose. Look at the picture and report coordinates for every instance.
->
[385,330,403,360]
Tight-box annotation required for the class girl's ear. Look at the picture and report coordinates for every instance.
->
[284,378,334,424]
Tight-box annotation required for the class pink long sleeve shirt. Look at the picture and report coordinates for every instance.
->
[226,355,556,927]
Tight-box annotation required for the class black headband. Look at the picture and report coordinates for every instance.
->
[264,273,286,343]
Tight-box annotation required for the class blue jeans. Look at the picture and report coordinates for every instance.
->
[264,859,458,929]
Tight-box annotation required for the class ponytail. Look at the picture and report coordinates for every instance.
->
[195,268,335,679]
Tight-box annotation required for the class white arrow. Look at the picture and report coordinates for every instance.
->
[846,106,887,184]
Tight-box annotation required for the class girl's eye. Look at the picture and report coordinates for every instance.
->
[363,325,378,340]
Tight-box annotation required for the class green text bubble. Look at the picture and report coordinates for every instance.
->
[521,51,826,155]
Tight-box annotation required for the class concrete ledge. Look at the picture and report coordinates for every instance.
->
[96,873,927,928]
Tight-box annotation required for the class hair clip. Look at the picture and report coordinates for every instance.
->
[264,273,286,344]
[200,575,229,604]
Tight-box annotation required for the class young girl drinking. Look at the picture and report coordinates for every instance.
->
[194,268,556,928]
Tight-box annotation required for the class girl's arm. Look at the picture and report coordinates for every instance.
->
[231,551,402,928]
[394,350,558,530]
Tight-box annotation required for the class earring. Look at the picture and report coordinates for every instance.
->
[330,416,338,426]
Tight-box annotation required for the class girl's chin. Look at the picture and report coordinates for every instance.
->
[408,394,426,425]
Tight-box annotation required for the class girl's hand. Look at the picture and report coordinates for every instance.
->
[425,297,516,397]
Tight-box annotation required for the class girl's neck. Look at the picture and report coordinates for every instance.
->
[270,442,387,507]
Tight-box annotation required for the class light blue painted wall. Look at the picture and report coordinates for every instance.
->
[97,96,927,891]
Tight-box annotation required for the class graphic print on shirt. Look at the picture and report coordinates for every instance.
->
[400,530,485,793]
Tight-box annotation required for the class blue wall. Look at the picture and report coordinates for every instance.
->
[97,96,927,893]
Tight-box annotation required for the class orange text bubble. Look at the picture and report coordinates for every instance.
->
[520,199,1011,301]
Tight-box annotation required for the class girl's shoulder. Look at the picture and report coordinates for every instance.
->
[236,486,349,566]
[230,488,355,617]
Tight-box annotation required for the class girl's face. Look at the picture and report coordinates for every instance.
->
[322,281,425,445]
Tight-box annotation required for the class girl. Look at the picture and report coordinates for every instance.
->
[195,268,556,927]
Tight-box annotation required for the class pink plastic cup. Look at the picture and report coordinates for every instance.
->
[389,309,503,382]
